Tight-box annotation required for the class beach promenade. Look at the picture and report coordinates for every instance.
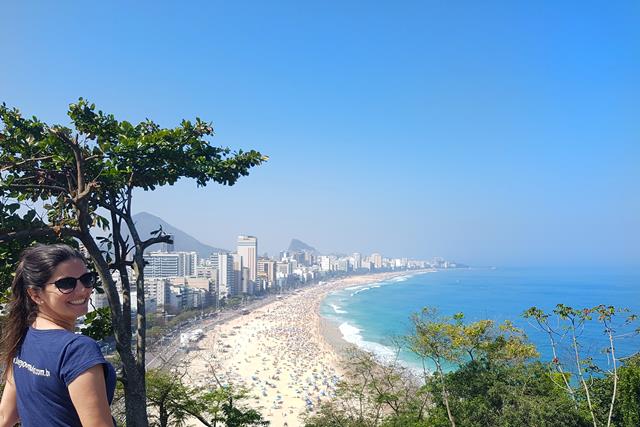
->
[180,271,417,427]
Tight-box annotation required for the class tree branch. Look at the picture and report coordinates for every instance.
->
[0,155,54,172]
[6,183,69,193]
[141,235,173,251]
[50,129,88,200]
[0,226,81,242]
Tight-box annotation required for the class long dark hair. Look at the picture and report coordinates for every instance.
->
[0,244,86,373]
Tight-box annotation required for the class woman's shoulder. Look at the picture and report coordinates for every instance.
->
[64,332,101,353]
[26,327,99,353]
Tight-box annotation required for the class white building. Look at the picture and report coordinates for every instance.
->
[210,252,234,297]
[371,253,383,269]
[352,252,362,270]
[144,278,171,311]
[276,261,292,277]
[237,236,257,282]
[143,251,198,278]
[319,256,332,272]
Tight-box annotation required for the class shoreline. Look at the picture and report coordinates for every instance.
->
[316,269,436,375]
[180,269,430,427]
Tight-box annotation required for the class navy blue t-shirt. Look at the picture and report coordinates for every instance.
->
[13,327,116,426]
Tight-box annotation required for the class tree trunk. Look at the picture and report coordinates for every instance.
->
[159,402,168,427]
[124,362,150,427]
[134,249,147,391]
[437,363,456,427]
[79,228,150,426]
[606,324,618,427]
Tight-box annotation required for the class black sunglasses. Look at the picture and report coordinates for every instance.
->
[51,272,98,294]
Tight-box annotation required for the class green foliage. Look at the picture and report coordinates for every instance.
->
[305,348,429,427]
[524,304,639,427]
[424,361,588,427]
[307,306,638,427]
[1,98,266,264]
[0,202,76,298]
[146,368,269,427]
[583,354,640,427]
[616,355,640,426]
[193,384,270,426]
[0,98,265,295]
[81,307,113,341]
[225,296,243,310]
[409,308,538,369]
[146,369,196,427]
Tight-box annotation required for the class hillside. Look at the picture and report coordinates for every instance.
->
[129,212,228,258]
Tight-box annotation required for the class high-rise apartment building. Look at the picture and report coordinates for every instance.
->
[210,252,234,296]
[371,253,383,269]
[144,278,171,310]
[276,261,292,277]
[257,258,276,288]
[143,251,198,278]
[352,252,362,270]
[319,256,332,271]
[237,235,258,282]
[230,253,244,296]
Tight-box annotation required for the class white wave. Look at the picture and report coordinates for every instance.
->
[350,287,371,296]
[338,322,397,362]
[330,303,347,314]
[338,322,361,343]
[337,323,429,376]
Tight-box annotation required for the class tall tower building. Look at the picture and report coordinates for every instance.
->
[210,252,234,292]
[231,252,243,296]
[352,252,362,270]
[237,235,258,282]
[371,252,383,269]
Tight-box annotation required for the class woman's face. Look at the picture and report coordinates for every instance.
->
[33,258,93,325]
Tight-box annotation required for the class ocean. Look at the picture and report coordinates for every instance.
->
[320,267,640,372]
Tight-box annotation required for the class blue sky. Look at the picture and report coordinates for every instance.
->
[1,1,638,266]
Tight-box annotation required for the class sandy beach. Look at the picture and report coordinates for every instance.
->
[181,271,425,427]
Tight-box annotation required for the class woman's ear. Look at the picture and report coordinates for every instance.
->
[26,288,41,305]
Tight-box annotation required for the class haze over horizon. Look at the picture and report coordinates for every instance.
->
[1,2,638,267]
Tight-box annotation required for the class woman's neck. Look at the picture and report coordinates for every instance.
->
[32,313,75,331]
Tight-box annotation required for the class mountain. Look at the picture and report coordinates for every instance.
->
[288,238,318,254]
[129,212,228,258]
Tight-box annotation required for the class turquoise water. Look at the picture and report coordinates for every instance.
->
[320,267,640,372]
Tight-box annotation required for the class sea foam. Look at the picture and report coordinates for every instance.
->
[330,303,347,314]
[338,322,397,362]
[350,287,371,296]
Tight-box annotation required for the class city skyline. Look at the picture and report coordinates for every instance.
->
[1,2,638,267]
[132,210,463,264]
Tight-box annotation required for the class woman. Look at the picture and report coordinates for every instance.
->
[0,244,116,426]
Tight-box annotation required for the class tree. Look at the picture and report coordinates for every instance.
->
[425,360,589,427]
[197,386,270,427]
[0,99,266,426]
[588,354,640,427]
[145,363,271,427]
[405,308,461,427]
[146,368,195,427]
[524,304,640,427]
[407,308,538,427]
[305,348,427,427]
